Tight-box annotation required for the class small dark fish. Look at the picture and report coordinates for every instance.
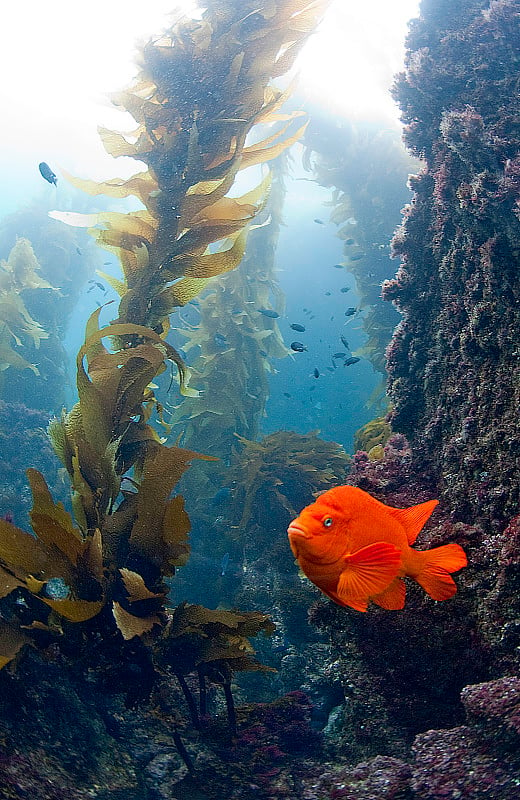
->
[332,264,343,269]
[340,335,350,349]
[88,280,106,292]
[221,553,230,576]
[258,308,280,318]
[290,323,306,332]
[345,307,357,317]
[350,253,365,262]
[344,238,355,245]
[344,356,360,367]
[314,218,324,224]
[283,392,292,398]
[340,286,351,293]
[214,333,228,348]
[38,161,57,186]
[313,368,320,378]
[325,291,331,296]
[333,352,346,359]
[76,247,82,256]
[290,341,307,352]
[103,261,112,266]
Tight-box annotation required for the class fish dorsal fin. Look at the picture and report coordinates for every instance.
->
[387,499,439,545]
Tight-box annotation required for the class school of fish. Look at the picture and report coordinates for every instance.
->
[288,485,467,612]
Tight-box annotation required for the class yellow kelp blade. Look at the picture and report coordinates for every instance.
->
[96,270,127,297]
[119,568,166,602]
[239,120,309,171]
[62,167,157,206]
[168,276,212,306]
[27,469,85,564]
[38,596,105,623]
[112,602,161,641]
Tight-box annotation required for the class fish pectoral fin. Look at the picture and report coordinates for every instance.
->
[337,542,402,605]
[371,577,406,610]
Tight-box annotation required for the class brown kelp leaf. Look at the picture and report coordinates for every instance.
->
[79,528,104,582]
[166,228,248,281]
[0,517,49,576]
[161,495,191,570]
[168,603,275,638]
[62,168,157,206]
[27,469,85,564]
[0,622,29,669]
[0,325,39,374]
[78,319,197,400]
[0,565,24,599]
[39,596,105,622]
[96,270,127,297]
[119,568,165,602]
[129,444,202,565]
[167,276,211,307]
[112,601,161,640]
[239,120,309,171]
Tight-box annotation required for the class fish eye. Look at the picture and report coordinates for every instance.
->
[322,516,333,528]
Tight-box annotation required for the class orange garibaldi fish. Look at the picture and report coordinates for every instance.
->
[287,485,467,612]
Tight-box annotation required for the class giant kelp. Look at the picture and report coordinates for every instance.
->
[164,157,290,551]
[0,0,330,684]
[0,198,102,411]
[0,237,54,376]
[304,117,417,381]
[53,1,330,337]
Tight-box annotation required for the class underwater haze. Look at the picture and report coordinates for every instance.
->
[1,1,519,799]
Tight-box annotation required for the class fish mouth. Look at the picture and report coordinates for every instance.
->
[287,522,312,539]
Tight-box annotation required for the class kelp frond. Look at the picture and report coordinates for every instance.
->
[0,1,331,682]
[0,238,56,373]
[52,1,330,332]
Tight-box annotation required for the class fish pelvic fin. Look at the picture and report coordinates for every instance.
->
[387,499,439,545]
[413,543,467,601]
[371,577,406,610]
[336,542,401,610]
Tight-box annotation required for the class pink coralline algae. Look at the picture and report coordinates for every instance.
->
[412,677,520,800]
[301,755,412,800]
[388,0,520,532]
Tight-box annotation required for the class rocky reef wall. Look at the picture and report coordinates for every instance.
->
[385,0,520,531]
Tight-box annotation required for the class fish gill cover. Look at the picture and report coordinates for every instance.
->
[0,0,331,682]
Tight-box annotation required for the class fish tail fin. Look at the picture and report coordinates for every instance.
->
[414,543,467,601]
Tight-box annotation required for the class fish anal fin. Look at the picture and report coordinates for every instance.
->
[326,589,369,612]
[337,542,401,607]
[414,543,467,601]
[371,577,406,610]
[388,499,439,545]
